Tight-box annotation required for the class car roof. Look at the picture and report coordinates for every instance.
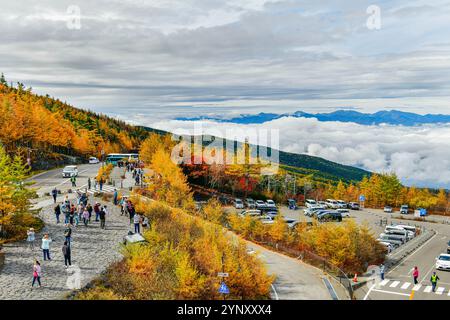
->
[439,253,450,257]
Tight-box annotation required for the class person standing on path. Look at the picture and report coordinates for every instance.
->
[99,178,104,191]
[64,224,72,247]
[71,174,77,187]
[31,260,42,288]
[88,177,91,190]
[26,228,35,250]
[412,266,419,284]
[379,263,385,281]
[430,272,440,292]
[51,187,58,203]
[128,202,135,225]
[99,206,106,229]
[82,207,90,227]
[94,202,101,221]
[62,241,71,267]
[54,203,61,224]
[133,213,141,234]
[41,234,52,261]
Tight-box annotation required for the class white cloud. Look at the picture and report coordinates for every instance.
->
[150,117,450,188]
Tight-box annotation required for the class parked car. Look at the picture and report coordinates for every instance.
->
[384,206,393,213]
[89,156,100,164]
[287,199,298,210]
[235,198,244,209]
[317,211,342,222]
[266,211,279,219]
[336,200,347,208]
[435,254,450,271]
[239,209,262,217]
[305,199,317,208]
[385,226,412,241]
[396,225,417,237]
[326,199,339,209]
[317,201,328,208]
[400,204,409,214]
[266,199,276,208]
[377,237,402,248]
[336,209,351,218]
[245,198,256,209]
[255,200,266,209]
[447,240,450,254]
[258,215,274,225]
[379,232,406,244]
[62,165,78,178]
[347,202,360,210]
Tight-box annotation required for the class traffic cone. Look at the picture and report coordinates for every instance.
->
[353,273,358,283]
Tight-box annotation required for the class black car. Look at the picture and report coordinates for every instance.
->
[317,211,342,222]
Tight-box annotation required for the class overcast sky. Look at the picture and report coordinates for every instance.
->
[1,1,450,187]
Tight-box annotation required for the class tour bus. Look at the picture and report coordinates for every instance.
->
[105,153,139,166]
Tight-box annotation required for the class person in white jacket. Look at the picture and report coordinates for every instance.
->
[41,234,52,261]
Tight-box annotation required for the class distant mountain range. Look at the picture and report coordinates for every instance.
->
[177,110,450,126]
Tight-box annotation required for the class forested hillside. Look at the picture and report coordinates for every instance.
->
[0,75,148,168]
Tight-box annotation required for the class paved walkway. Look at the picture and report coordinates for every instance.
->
[0,169,134,300]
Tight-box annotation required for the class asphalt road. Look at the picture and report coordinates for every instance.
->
[27,163,101,197]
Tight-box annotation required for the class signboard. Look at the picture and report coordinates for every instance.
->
[218,282,230,295]
[217,272,229,278]
[359,195,366,202]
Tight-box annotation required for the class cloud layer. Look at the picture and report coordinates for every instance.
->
[151,117,450,189]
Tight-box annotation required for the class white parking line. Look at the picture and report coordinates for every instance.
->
[380,279,390,286]
[401,282,411,290]
[436,287,445,295]
[423,286,432,293]
[412,284,422,291]
[390,281,400,288]
[271,284,279,300]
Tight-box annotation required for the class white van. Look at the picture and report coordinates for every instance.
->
[385,225,414,240]
[326,199,339,209]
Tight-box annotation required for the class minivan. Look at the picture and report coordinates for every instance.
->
[305,199,317,208]
[326,199,339,209]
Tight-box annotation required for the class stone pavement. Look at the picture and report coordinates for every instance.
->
[0,175,136,300]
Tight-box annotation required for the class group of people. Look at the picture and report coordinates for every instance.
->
[119,197,149,234]
[132,167,144,186]
[379,264,441,293]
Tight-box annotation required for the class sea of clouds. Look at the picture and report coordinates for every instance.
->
[151,117,450,189]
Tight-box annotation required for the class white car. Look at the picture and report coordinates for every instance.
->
[337,209,351,218]
[62,165,78,178]
[258,215,274,224]
[89,156,100,164]
[255,200,266,209]
[436,254,450,271]
[305,199,317,208]
[326,199,339,209]
[239,209,262,217]
[336,200,347,208]
[235,198,244,209]
[266,199,276,208]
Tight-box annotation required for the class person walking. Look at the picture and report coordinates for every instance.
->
[70,174,77,187]
[54,203,61,224]
[113,189,118,206]
[88,177,91,190]
[128,202,135,225]
[64,224,72,247]
[99,206,106,229]
[31,260,42,288]
[41,234,52,261]
[86,203,93,222]
[94,202,101,221]
[412,266,419,284]
[99,178,104,191]
[133,213,141,234]
[82,207,90,227]
[26,228,35,250]
[380,263,385,281]
[77,203,84,221]
[430,272,440,292]
[51,187,58,203]
[62,241,71,267]
[63,201,70,224]
[120,197,126,216]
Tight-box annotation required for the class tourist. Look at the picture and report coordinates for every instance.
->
[41,234,52,261]
[133,212,141,234]
[99,206,106,229]
[64,224,72,247]
[62,241,71,267]
[82,207,90,227]
[26,228,35,250]
[54,203,61,224]
[31,260,42,288]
